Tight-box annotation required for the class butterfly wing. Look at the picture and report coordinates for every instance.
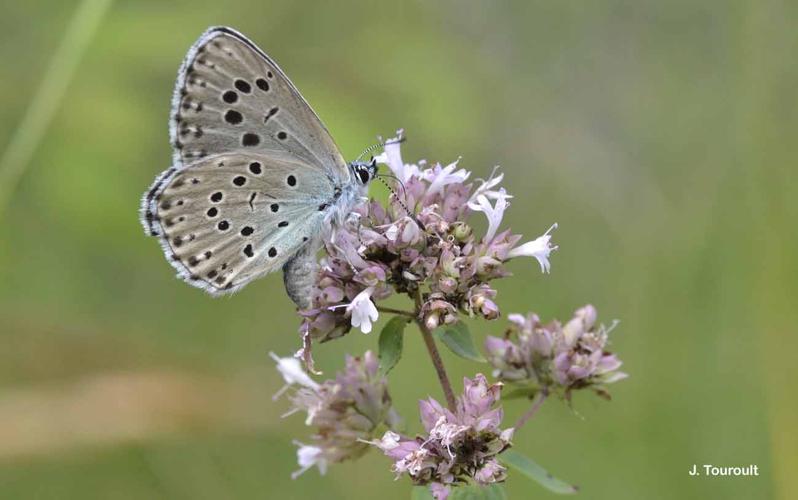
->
[143,151,331,295]
[169,26,349,182]
[141,27,355,298]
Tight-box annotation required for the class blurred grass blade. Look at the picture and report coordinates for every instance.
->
[435,322,486,362]
[378,316,409,375]
[501,449,578,494]
[0,0,113,219]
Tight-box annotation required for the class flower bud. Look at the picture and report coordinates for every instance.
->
[437,276,458,294]
[486,306,627,397]
[425,313,440,330]
[451,221,473,242]
[476,255,501,277]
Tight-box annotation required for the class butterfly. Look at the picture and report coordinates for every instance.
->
[140,26,379,308]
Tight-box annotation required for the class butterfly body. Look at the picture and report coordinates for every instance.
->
[140,27,375,305]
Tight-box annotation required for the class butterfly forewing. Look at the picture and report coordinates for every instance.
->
[148,152,330,295]
[170,27,348,177]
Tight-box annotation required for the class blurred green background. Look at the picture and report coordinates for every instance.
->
[1,0,796,498]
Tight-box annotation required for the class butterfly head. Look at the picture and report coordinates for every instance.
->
[350,157,378,186]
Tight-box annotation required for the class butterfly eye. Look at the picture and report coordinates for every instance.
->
[357,167,370,185]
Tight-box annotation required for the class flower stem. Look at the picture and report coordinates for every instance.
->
[376,306,416,318]
[417,319,457,411]
[412,289,456,411]
[513,388,548,431]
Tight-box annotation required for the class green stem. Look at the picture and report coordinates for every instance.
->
[513,387,548,431]
[376,306,416,318]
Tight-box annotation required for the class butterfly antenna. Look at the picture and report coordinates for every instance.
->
[355,136,407,162]
[376,175,424,230]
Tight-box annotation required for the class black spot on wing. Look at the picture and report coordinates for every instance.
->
[234,79,251,93]
[224,110,243,124]
[222,90,238,103]
[242,133,260,146]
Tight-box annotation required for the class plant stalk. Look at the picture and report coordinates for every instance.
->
[417,319,457,411]
[513,388,548,431]
[376,306,416,318]
[413,289,456,411]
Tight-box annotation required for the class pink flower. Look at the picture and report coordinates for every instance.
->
[370,375,511,494]
[280,352,401,478]
[296,133,564,372]
[474,458,507,485]
[430,482,451,500]
[485,306,628,398]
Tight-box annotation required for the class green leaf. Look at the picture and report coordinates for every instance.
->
[411,486,434,500]
[379,316,409,375]
[501,449,578,494]
[451,484,508,500]
[435,322,486,362]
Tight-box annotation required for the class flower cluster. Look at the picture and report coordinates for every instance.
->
[370,374,513,500]
[299,132,558,356]
[484,305,628,399]
[266,132,628,497]
[271,351,401,478]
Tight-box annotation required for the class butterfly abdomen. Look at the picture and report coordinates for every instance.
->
[282,243,319,309]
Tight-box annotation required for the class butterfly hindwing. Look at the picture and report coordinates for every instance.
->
[144,151,332,295]
[170,27,349,182]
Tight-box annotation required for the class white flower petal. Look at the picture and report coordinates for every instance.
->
[376,430,401,451]
[374,131,421,183]
[292,444,328,479]
[424,160,470,195]
[469,166,510,203]
[269,352,320,396]
[507,223,558,273]
[467,189,511,242]
[346,287,379,334]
